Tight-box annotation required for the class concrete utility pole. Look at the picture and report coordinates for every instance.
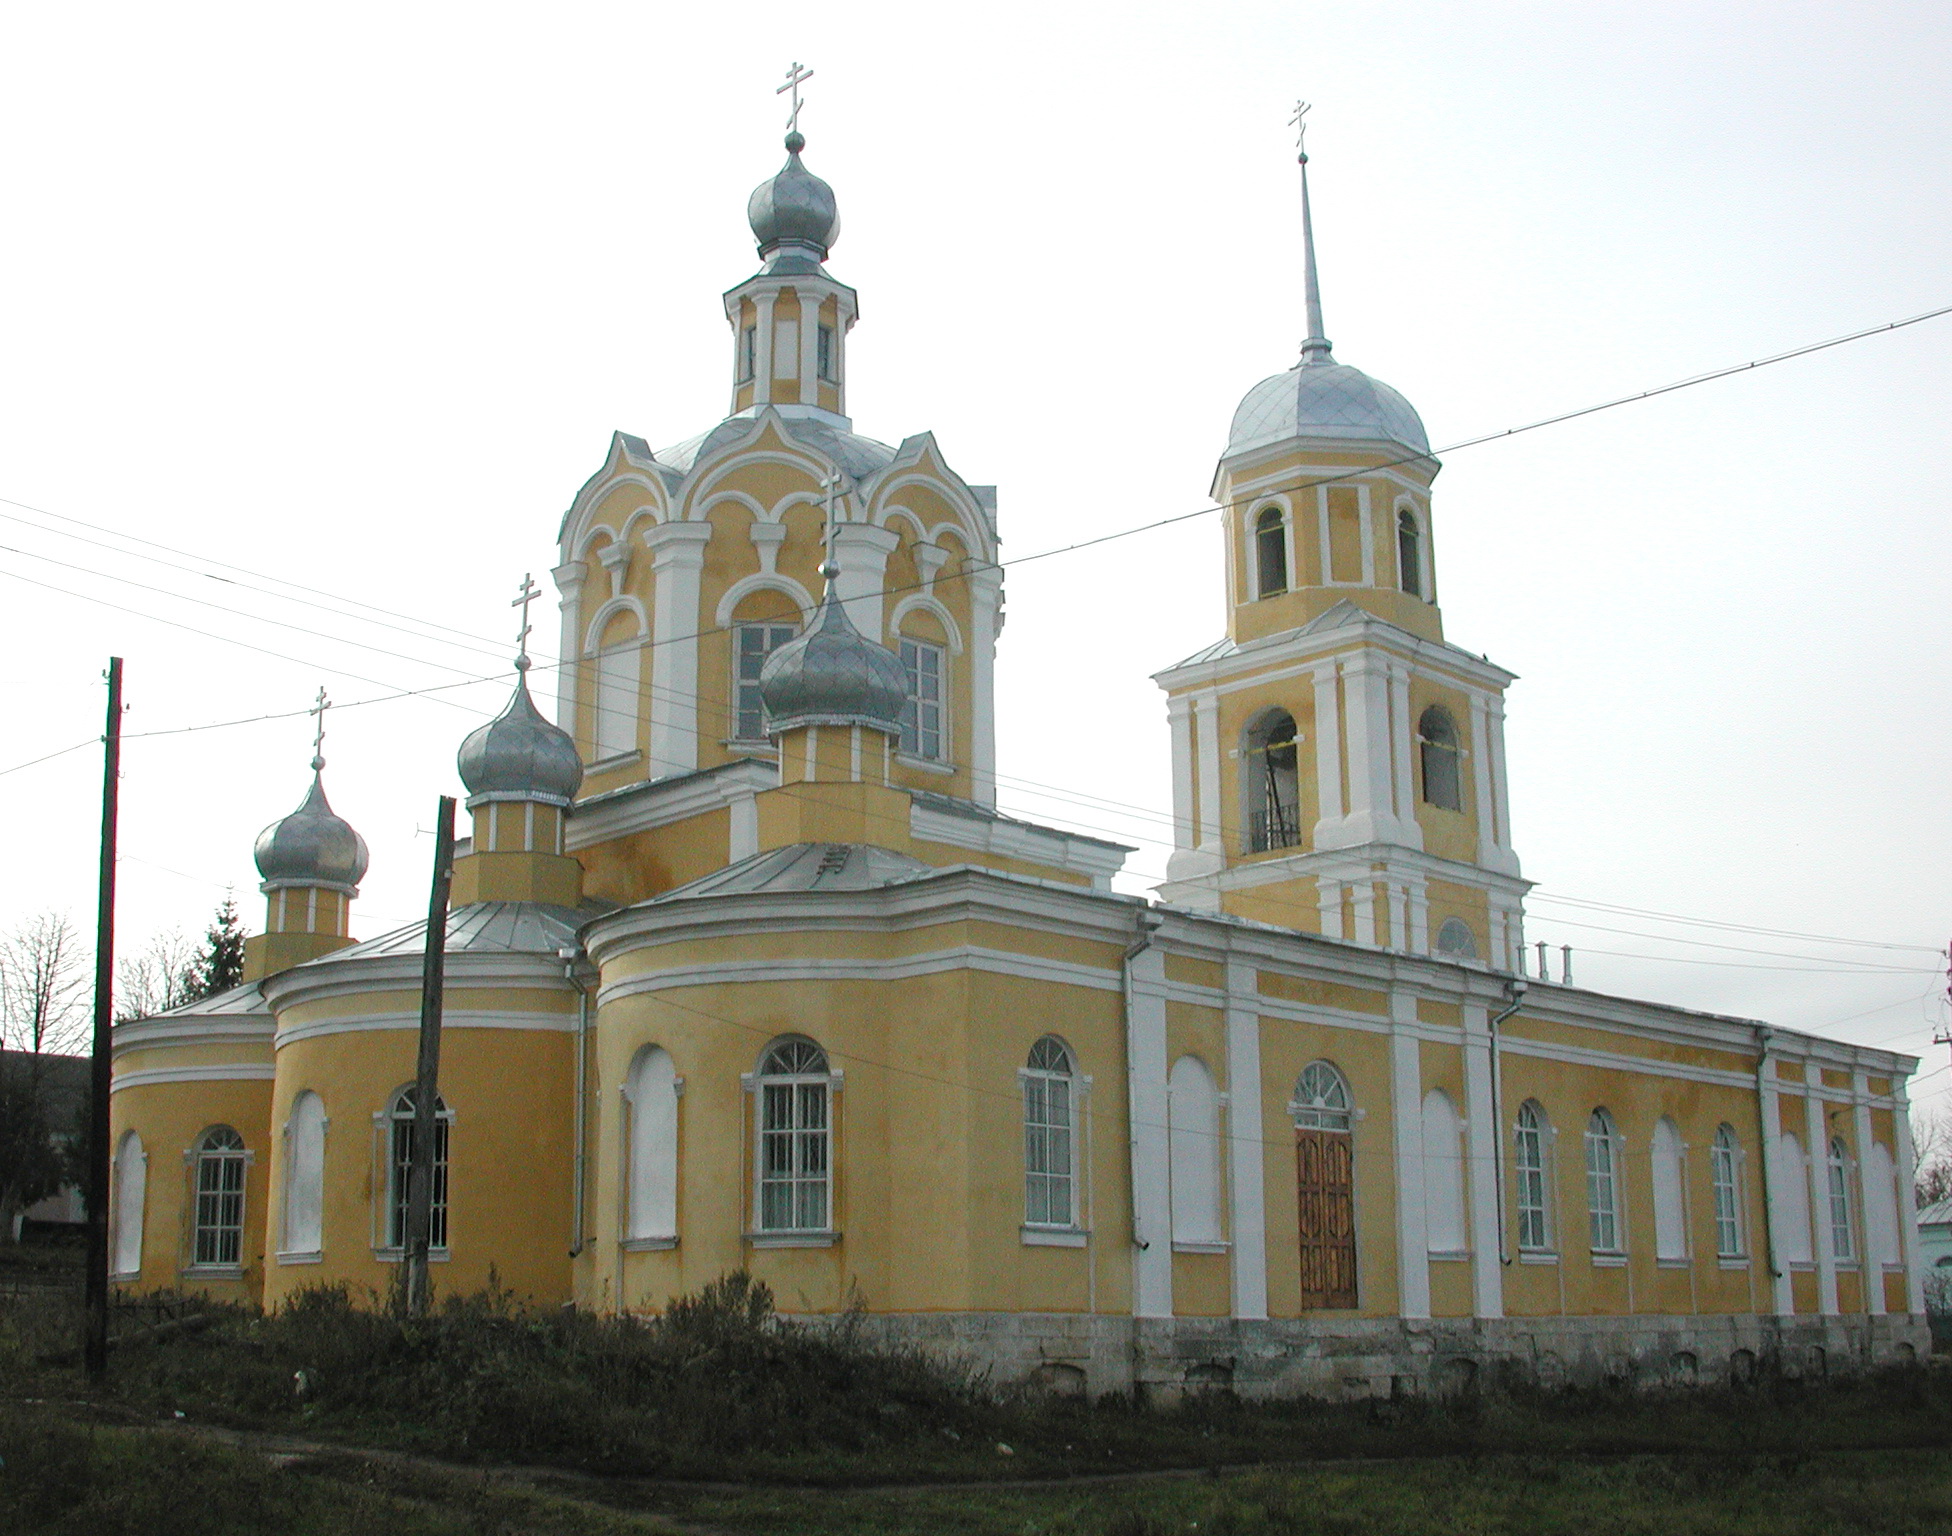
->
[404,795,455,1319]
[83,657,123,1378]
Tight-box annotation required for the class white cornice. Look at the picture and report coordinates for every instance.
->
[1151,610,1516,694]
[568,760,775,851]
[112,1016,273,1058]
[908,801,1128,890]
[261,947,580,1015]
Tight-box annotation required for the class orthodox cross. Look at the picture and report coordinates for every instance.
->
[512,572,539,668]
[778,61,814,134]
[818,469,843,576]
[1290,99,1311,153]
[309,686,330,772]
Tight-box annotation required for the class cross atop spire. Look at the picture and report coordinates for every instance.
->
[309,686,331,773]
[512,572,539,672]
[778,61,814,139]
[1292,100,1333,366]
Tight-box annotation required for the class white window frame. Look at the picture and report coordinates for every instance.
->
[380,1088,452,1259]
[750,1038,839,1242]
[1022,1036,1081,1233]
[898,637,947,761]
[1711,1124,1745,1259]
[187,1126,249,1273]
[1585,1109,1624,1257]
[733,621,798,743]
[1514,1101,1554,1255]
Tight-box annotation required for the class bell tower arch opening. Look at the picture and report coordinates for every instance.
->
[1243,707,1301,854]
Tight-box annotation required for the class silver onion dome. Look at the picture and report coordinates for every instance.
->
[254,774,370,892]
[747,131,840,270]
[456,667,584,807]
[758,580,907,736]
[1226,360,1430,459]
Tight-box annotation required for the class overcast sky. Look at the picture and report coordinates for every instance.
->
[3,2,1949,1101]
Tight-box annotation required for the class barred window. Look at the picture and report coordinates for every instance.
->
[1711,1124,1744,1258]
[192,1127,246,1269]
[1515,1101,1552,1252]
[1023,1037,1076,1227]
[758,1039,831,1233]
[387,1088,449,1252]
[1586,1109,1623,1254]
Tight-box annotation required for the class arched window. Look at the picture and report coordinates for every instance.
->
[1710,1125,1744,1258]
[1243,709,1301,853]
[1421,1089,1466,1255]
[1418,706,1462,812]
[1168,1056,1223,1247]
[111,1131,146,1278]
[625,1046,679,1245]
[386,1088,450,1253]
[1514,1101,1552,1252]
[1023,1036,1077,1228]
[1651,1116,1686,1262]
[1253,506,1288,599]
[1397,509,1423,598]
[1827,1138,1855,1261]
[191,1126,247,1269]
[1434,918,1479,959]
[1293,1062,1356,1308]
[1585,1109,1623,1254]
[757,1038,831,1233]
[734,620,799,742]
[282,1090,326,1259]
[1773,1132,1813,1264]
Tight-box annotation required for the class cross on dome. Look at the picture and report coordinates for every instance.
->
[512,572,540,672]
[309,686,331,773]
[778,61,814,139]
[1289,99,1310,156]
[818,468,842,579]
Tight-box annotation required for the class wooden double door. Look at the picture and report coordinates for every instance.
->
[1296,1127,1357,1308]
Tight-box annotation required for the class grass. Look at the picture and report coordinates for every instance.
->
[7,1265,1952,1532]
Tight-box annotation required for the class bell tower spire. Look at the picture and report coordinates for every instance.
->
[1291,101,1333,366]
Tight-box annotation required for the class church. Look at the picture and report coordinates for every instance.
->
[107,110,1930,1397]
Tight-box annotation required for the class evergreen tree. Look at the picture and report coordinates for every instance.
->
[186,897,247,1002]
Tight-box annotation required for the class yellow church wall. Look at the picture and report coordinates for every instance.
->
[110,1078,273,1304]
[261,1021,575,1311]
[1258,969,1388,1017]
[577,809,733,908]
[1416,998,1462,1028]
[1422,880,1492,962]
[1428,1259,1472,1318]
[1221,879,1326,933]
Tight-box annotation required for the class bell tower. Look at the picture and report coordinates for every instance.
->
[1154,114,1528,970]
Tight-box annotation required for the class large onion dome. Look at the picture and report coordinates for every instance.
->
[1226,360,1430,459]
[758,580,907,735]
[747,131,840,271]
[254,774,369,893]
[457,667,584,807]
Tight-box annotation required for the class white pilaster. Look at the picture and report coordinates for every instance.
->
[1894,1088,1928,1314]
[1485,695,1520,877]
[1756,1050,1794,1315]
[1333,653,1413,848]
[1461,1004,1503,1318]
[1470,693,1496,866]
[1167,697,1195,850]
[551,561,586,732]
[1195,693,1224,856]
[1350,882,1377,947]
[1126,944,1173,1319]
[1224,959,1268,1320]
[798,292,820,406]
[1408,878,1431,956]
[831,521,900,640]
[1390,998,1430,1319]
[1317,878,1344,940]
[1806,1088,1839,1316]
[966,565,1002,806]
[1385,883,1408,953]
[753,292,778,407]
[643,522,714,778]
[1852,1073,1886,1316]
[1311,662,1344,834]
[1387,659,1415,830]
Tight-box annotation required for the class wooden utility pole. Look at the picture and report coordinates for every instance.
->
[404,795,455,1319]
[83,657,123,1378]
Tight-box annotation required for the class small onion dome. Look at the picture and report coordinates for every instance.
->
[254,774,369,893]
[747,131,840,268]
[456,667,584,808]
[1226,360,1430,460]
[758,583,907,736]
